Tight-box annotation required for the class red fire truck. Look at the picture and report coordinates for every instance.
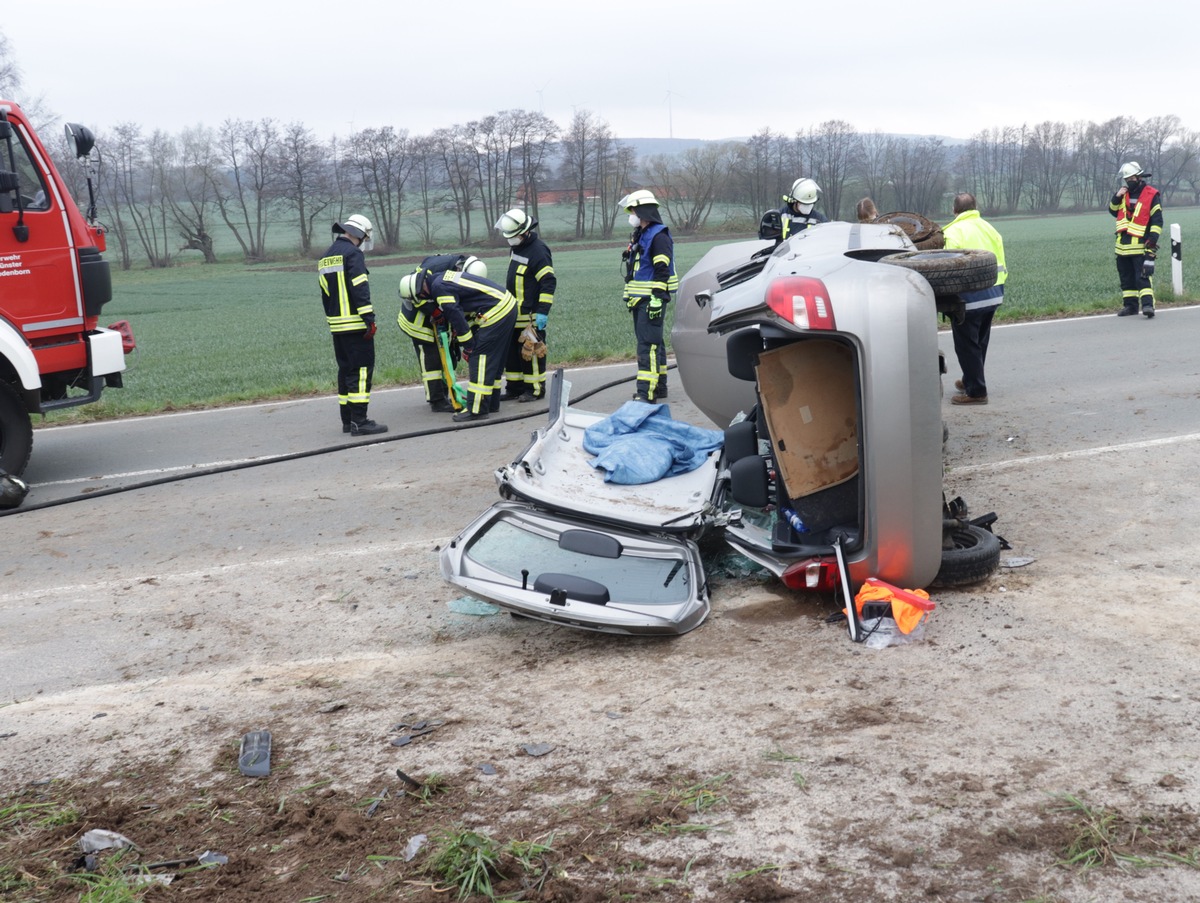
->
[0,99,131,479]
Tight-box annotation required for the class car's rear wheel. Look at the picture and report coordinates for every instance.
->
[932,524,1001,587]
[881,249,998,295]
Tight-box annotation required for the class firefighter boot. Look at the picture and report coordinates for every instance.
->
[1117,305,1138,317]
[349,419,388,435]
[1142,302,1155,319]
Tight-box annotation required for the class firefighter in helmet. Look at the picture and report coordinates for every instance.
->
[398,255,487,413]
[1111,162,1162,318]
[778,178,828,238]
[319,214,386,435]
[399,262,518,422]
[494,208,556,402]
[620,189,677,402]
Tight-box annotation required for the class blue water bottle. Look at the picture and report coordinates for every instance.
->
[781,507,808,535]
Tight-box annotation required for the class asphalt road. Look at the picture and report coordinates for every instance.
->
[3,308,1200,698]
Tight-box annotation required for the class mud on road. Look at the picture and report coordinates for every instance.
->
[3,399,1200,901]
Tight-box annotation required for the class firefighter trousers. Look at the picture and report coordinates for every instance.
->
[463,305,520,415]
[1116,253,1154,310]
[332,330,375,424]
[630,299,668,401]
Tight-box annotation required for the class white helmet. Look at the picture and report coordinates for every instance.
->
[458,255,488,279]
[619,189,659,212]
[495,208,534,241]
[1119,161,1146,181]
[336,213,374,251]
[786,178,820,206]
[398,271,424,301]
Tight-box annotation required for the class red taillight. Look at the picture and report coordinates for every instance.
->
[780,557,839,591]
[765,276,835,330]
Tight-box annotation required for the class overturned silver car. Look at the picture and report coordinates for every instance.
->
[441,221,1002,635]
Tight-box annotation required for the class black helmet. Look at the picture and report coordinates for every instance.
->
[0,470,29,510]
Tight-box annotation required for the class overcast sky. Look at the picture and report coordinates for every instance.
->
[4,0,1199,145]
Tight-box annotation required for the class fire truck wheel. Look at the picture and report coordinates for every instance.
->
[0,381,33,477]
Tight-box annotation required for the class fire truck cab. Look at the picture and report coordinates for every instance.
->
[0,99,131,477]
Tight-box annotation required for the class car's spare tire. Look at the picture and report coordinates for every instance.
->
[932,524,1001,587]
[874,211,944,249]
[880,249,998,296]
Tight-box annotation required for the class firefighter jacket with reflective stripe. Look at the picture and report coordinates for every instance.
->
[319,236,374,333]
[505,233,556,320]
[399,299,437,343]
[1110,183,1162,255]
[943,209,1007,311]
[422,270,517,344]
[623,223,678,302]
[779,204,828,239]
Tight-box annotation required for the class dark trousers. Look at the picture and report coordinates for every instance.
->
[332,331,375,423]
[504,319,547,398]
[631,300,668,401]
[464,306,519,415]
[951,306,996,399]
[412,336,458,404]
[1116,254,1154,309]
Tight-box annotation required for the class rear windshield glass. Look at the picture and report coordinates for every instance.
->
[464,519,693,606]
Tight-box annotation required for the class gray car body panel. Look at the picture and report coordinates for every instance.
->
[672,221,944,589]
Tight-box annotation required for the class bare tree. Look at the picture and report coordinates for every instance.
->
[207,117,281,262]
[855,131,899,211]
[887,136,948,215]
[162,126,220,263]
[107,124,173,268]
[346,126,414,250]
[560,110,602,240]
[646,143,739,233]
[594,137,634,240]
[0,31,21,97]
[276,122,335,255]
[511,110,559,223]
[430,124,478,244]
[1024,120,1073,211]
[804,120,859,220]
[407,134,448,249]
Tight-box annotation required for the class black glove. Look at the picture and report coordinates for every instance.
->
[1145,245,1157,259]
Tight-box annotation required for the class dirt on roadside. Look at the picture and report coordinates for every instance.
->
[4,421,1200,902]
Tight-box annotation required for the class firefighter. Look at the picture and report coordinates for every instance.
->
[620,189,677,402]
[397,255,486,413]
[1110,162,1162,318]
[494,208,556,402]
[779,178,827,238]
[318,215,387,435]
[399,264,518,422]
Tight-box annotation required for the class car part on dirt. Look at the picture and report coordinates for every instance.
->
[934,497,1003,587]
[874,211,945,249]
[933,523,1003,586]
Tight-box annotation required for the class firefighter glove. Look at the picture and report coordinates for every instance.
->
[461,344,475,363]
[1145,245,1157,259]
[535,313,548,330]
[364,321,377,338]
[648,293,666,321]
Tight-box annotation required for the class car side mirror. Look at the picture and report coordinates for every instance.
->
[757,210,783,242]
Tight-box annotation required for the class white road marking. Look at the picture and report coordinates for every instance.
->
[950,431,1200,475]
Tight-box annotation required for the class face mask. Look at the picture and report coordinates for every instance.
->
[507,236,523,247]
[796,203,814,215]
[361,237,374,252]
[628,213,641,228]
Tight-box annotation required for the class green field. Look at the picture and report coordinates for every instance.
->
[51,209,1200,423]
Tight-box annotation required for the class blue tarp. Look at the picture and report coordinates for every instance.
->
[583,401,725,485]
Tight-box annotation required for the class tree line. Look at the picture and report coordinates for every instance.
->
[5,37,1198,268]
